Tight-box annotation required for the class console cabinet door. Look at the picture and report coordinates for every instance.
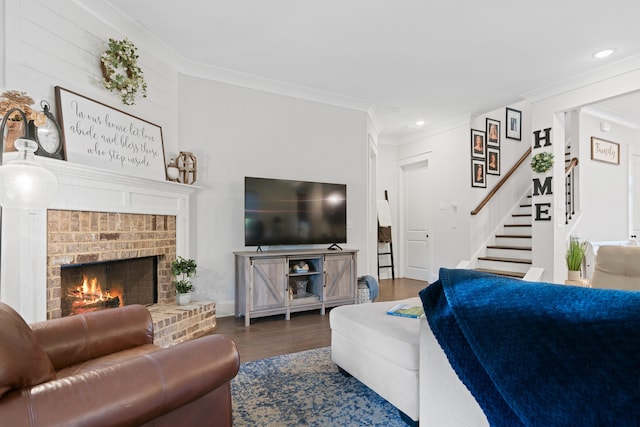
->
[251,258,287,311]
[324,254,355,302]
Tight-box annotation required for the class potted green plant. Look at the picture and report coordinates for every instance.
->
[566,236,587,280]
[171,256,197,305]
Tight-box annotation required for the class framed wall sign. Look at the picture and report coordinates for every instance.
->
[55,86,167,180]
[591,137,620,165]
[505,107,522,141]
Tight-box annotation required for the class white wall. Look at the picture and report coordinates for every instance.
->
[378,103,531,283]
[2,0,180,155]
[376,143,398,278]
[179,76,369,315]
[573,110,640,241]
[529,60,640,282]
[468,103,532,256]
[1,0,372,318]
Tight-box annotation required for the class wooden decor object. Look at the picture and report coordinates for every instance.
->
[177,151,197,184]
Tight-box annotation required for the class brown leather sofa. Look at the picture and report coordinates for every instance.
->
[0,302,240,426]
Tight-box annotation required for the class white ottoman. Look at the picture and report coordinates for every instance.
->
[330,297,422,426]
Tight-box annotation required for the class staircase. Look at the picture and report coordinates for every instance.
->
[474,194,532,278]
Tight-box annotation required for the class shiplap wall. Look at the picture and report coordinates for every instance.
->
[2,0,180,156]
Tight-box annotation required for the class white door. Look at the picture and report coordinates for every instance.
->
[402,160,430,281]
[631,154,640,239]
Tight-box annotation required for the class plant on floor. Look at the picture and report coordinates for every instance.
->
[171,256,197,293]
[566,236,587,272]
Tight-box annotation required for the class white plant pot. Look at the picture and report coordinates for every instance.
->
[176,292,191,306]
[567,270,581,281]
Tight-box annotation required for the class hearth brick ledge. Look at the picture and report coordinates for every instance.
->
[149,300,217,348]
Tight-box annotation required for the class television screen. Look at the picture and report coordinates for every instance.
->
[244,177,347,247]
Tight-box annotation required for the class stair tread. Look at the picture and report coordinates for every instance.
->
[474,268,526,279]
[486,245,532,251]
[478,256,532,264]
[495,234,532,238]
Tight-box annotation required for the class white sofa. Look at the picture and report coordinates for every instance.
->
[330,297,488,426]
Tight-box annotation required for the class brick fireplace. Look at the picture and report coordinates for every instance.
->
[47,210,176,319]
[0,159,214,347]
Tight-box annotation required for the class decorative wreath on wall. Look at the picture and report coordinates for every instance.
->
[531,151,554,173]
[100,38,148,106]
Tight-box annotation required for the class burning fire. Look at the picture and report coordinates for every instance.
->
[67,275,123,314]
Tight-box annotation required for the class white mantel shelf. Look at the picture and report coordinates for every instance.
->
[0,157,198,323]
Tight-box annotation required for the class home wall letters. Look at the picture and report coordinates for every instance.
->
[532,128,552,221]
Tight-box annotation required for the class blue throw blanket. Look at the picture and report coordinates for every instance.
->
[419,268,640,427]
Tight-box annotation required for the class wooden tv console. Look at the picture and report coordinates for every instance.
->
[234,248,358,326]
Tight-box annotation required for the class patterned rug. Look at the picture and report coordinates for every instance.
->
[231,347,406,426]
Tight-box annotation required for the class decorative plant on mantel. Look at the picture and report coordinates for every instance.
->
[100,37,148,105]
[171,256,197,296]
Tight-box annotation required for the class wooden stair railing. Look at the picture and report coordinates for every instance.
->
[471,147,532,215]
[565,157,579,224]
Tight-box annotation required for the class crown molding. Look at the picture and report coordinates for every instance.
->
[521,53,640,103]
[182,60,372,112]
[395,114,472,145]
[580,105,640,131]
[75,0,373,113]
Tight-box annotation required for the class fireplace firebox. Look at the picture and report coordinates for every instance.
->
[60,256,158,317]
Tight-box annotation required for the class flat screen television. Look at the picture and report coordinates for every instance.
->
[244,177,347,247]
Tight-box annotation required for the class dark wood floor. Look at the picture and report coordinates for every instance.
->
[213,277,427,363]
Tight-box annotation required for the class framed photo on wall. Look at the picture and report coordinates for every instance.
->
[471,129,486,159]
[505,107,522,140]
[486,118,500,147]
[487,147,500,175]
[471,158,486,188]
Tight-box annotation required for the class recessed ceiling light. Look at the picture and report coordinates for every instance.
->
[415,120,425,127]
[593,48,615,59]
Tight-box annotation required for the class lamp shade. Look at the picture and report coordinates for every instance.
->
[0,138,58,209]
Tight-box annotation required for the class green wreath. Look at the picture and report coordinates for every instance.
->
[531,151,554,173]
[100,38,148,106]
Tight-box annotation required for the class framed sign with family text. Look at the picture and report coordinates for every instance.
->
[55,86,167,181]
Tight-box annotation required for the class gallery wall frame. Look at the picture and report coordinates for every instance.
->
[471,158,486,188]
[487,147,500,175]
[486,118,500,148]
[505,107,522,141]
[471,129,486,160]
[590,136,620,165]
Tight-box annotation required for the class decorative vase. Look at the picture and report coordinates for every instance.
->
[3,120,24,152]
[166,158,180,182]
[567,270,581,281]
[294,279,308,296]
[176,292,191,306]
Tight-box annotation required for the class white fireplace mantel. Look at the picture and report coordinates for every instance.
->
[0,157,197,323]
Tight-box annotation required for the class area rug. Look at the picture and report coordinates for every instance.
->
[231,347,406,426]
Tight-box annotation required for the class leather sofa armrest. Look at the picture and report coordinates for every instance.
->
[0,334,239,427]
[30,305,154,370]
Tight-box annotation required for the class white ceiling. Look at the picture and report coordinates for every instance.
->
[97,0,640,140]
